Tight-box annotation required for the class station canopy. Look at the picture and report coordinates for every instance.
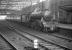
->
[0,0,47,15]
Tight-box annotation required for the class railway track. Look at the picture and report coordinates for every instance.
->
[0,21,64,50]
[0,23,35,50]
[0,33,16,50]
[13,28,66,50]
[6,20,72,50]
[1,21,71,50]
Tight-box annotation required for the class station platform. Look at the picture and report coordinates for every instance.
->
[56,23,72,30]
